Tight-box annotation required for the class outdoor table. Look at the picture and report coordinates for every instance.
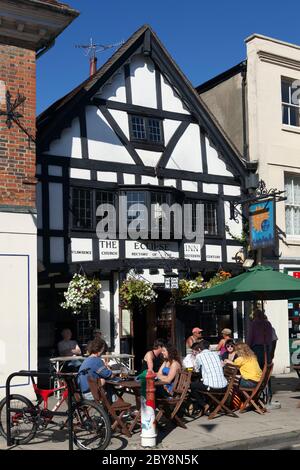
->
[49,354,135,396]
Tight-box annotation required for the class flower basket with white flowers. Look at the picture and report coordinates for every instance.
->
[60,273,101,315]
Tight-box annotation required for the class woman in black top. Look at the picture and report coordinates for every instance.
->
[141,339,165,373]
[221,339,238,363]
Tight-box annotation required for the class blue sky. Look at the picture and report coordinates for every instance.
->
[37,0,300,114]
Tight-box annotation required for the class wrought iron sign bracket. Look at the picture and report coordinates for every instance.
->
[0,89,36,146]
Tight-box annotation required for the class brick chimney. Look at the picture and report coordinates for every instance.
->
[90,56,98,76]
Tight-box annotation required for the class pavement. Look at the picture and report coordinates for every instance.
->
[1,371,300,451]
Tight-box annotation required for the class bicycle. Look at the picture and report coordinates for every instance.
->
[0,369,111,450]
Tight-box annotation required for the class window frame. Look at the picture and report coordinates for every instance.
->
[285,173,300,238]
[129,114,165,150]
[281,77,300,128]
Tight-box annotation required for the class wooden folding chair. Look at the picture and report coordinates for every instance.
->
[199,365,239,420]
[239,362,274,414]
[87,377,133,437]
[156,370,192,429]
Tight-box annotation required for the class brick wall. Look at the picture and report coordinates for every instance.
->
[0,44,36,208]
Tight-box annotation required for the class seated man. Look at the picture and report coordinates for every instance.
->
[58,328,82,371]
[182,342,202,371]
[190,340,228,414]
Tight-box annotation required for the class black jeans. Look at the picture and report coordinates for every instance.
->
[190,380,226,409]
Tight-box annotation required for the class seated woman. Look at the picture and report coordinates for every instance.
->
[141,339,165,373]
[224,342,262,388]
[77,337,113,401]
[221,339,238,364]
[216,328,232,356]
[155,343,182,397]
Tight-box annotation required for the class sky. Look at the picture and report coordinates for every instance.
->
[36,0,300,114]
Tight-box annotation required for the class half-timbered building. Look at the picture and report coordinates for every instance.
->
[37,25,248,364]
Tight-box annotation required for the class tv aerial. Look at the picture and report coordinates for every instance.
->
[75,38,124,75]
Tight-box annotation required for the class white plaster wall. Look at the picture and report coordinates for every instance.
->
[203,183,219,194]
[86,106,134,164]
[226,245,243,263]
[49,183,63,230]
[224,202,243,239]
[264,300,290,374]
[137,149,162,167]
[50,237,64,263]
[123,173,135,184]
[223,185,241,196]
[163,119,180,146]
[44,117,82,158]
[161,75,190,114]
[166,124,202,172]
[141,175,159,185]
[109,109,130,139]
[0,212,37,399]
[182,180,198,192]
[164,179,177,188]
[130,54,157,108]
[97,70,126,102]
[206,244,222,262]
[70,168,91,180]
[206,136,233,176]
[99,280,111,348]
[97,171,117,182]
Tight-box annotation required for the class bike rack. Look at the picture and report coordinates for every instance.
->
[5,370,75,450]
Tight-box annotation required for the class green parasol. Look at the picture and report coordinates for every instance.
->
[184,265,300,302]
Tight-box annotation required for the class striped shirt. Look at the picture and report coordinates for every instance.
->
[195,350,228,389]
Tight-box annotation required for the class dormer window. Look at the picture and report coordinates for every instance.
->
[129,115,164,149]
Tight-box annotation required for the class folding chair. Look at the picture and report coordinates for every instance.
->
[156,370,192,429]
[199,365,239,420]
[239,362,274,414]
[88,377,133,437]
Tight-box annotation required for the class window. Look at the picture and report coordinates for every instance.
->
[126,191,147,226]
[187,200,218,235]
[281,77,300,127]
[72,188,92,229]
[204,202,218,235]
[285,174,300,236]
[71,188,114,230]
[130,115,163,145]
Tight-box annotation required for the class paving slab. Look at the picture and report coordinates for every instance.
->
[0,372,299,451]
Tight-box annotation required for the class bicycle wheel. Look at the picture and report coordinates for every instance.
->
[0,394,37,444]
[72,400,111,450]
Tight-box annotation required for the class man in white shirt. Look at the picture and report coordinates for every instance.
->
[190,340,227,414]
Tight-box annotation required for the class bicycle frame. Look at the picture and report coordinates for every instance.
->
[31,375,69,413]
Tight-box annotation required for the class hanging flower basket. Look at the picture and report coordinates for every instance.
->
[172,271,232,303]
[119,278,157,311]
[60,273,101,315]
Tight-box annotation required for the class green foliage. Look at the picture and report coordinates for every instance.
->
[119,278,157,310]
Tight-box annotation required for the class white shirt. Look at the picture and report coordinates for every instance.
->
[183,353,197,370]
[195,349,227,389]
[58,339,79,357]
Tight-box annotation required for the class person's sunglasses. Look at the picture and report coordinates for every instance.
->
[226,344,234,349]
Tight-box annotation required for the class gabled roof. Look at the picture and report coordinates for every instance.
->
[37,24,247,177]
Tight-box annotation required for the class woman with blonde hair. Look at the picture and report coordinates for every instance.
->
[224,342,262,388]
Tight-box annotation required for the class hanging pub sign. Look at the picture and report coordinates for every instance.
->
[249,198,275,249]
